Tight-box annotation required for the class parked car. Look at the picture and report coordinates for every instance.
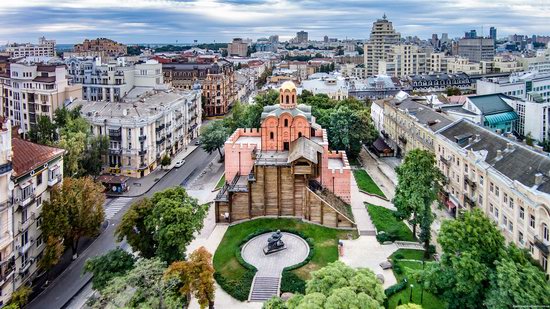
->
[195,140,201,146]
[174,160,185,168]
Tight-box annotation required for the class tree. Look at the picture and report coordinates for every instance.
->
[28,115,56,145]
[82,135,109,176]
[165,247,215,309]
[525,132,534,146]
[200,121,229,158]
[42,177,105,258]
[8,286,31,308]
[396,304,423,309]
[115,198,157,258]
[263,297,287,309]
[393,149,443,256]
[84,248,136,291]
[326,105,377,159]
[58,131,87,177]
[38,236,64,281]
[445,87,462,96]
[160,154,172,169]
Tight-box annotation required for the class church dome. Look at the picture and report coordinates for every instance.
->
[280,81,297,92]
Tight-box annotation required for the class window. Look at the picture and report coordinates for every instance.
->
[544,223,549,242]
[543,255,548,273]
[37,172,43,186]
[529,242,534,254]
[284,119,288,127]
[503,193,508,204]
[509,198,514,209]
[465,164,468,173]
[503,215,508,227]
[489,203,494,213]
[490,182,494,193]
[36,235,43,247]
[519,231,524,244]
[36,217,42,228]
[479,175,484,186]
[530,214,536,229]
[495,186,500,197]
[494,207,499,219]
[520,207,525,220]
[298,132,302,138]
[508,221,513,232]
[270,132,274,140]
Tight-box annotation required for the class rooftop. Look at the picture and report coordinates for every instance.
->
[467,93,515,115]
[388,97,453,132]
[12,137,64,178]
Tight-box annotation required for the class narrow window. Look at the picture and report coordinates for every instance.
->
[270,132,274,140]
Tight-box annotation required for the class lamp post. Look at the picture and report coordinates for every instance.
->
[409,284,414,302]
[421,260,426,304]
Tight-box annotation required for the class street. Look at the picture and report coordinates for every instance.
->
[27,146,219,309]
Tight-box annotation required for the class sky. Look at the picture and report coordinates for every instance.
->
[0,0,549,45]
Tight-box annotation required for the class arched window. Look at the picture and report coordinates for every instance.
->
[286,95,290,104]
[298,132,302,138]
[544,223,549,242]
[284,119,288,127]
[270,132,274,140]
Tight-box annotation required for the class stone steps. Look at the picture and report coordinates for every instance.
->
[360,230,377,236]
[248,276,280,302]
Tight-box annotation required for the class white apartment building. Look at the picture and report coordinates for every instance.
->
[447,57,482,75]
[301,73,348,100]
[0,118,14,307]
[378,44,427,77]
[5,37,56,58]
[436,119,549,276]
[517,48,550,73]
[477,71,550,103]
[505,92,550,142]
[429,52,448,73]
[0,61,82,133]
[66,57,163,102]
[75,89,201,178]
[364,15,401,77]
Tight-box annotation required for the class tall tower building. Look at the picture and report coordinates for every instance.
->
[363,14,401,77]
[296,31,308,43]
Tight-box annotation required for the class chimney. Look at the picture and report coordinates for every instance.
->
[468,137,473,144]
[496,149,503,159]
[475,134,481,142]
[535,173,544,186]
[506,143,514,152]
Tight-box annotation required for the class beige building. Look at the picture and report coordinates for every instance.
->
[0,118,14,306]
[74,38,127,57]
[0,62,82,133]
[75,89,201,178]
[446,57,482,75]
[381,93,452,157]
[227,38,248,57]
[379,44,427,77]
[429,52,448,73]
[364,15,401,77]
[436,119,549,276]
[5,37,56,58]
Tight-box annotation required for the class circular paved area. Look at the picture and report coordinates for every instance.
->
[241,232,310,276]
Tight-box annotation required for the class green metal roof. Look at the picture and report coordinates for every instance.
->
[469,94,514,115]
[484,111,518,126]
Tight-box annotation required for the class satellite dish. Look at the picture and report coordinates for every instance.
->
[8,181,14,191]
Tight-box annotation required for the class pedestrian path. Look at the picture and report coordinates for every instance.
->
[350,175,377,235]
[104,197,133,220]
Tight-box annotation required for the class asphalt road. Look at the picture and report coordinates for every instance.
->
[27,145,218,309]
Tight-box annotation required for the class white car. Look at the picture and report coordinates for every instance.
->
[174,160,185,168]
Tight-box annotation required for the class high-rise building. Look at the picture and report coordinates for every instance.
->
[490,27,497,41]
[227,38,249,57]
[324,35,329,43]
[363,14,401,77]
[378,44,427,77]
[296,31,309,43]
[457,38,495,62]
[0,62,82,133]
[268,35,279,44]
[5,37,56,58]
[465,29,478,39]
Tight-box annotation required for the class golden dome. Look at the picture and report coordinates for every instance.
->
[280,81,297,92]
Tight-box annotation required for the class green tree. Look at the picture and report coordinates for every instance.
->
[445,87,462,96]
[82,135,109,176]
[200,121,229,158]
[115,198,157,258]
[38,236,64,281]
[393,149,443,255]
[58,131,87,177]
[28,115,57,145]
[160,154,172,169]
[262,297,287,309]
[525,132,534,146]
[396,304,423,309]
[146,187,207,263]
[8,286,31,308]
[84,248,136,291]
[42,177,105,258]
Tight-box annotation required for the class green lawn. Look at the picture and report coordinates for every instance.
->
[215,174,225,190]
[213,218,355,301]
[390,249,430,261]
[366,204,415,242]
[353,169,386,198]
[388,260,447,309]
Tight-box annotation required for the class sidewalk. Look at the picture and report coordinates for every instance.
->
[358,147,399,200]
[107,145,198,198]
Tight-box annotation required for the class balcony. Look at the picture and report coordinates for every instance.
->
[108,129,122,141]
[534,235,550,254]
[155,124,165,132]
[398,135,407,144]
[139,163,148,170]
[156,137,165,145]
[463,194,476,208]
[0,162,12,175]
[464,175,476,190]
[0,264,15,287]
[18,218,33,233]
[18,241,32,255]
[19,259,32,274]
[47,175,61,187]
[440,155,450,166]
[139,135,146,142]
[16,193,35,208]
[138,149,147,156]
[109,148,122,155]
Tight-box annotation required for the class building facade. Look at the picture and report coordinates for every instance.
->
[227,38,248,57]
[477,71,550,103]
[76,89,201,178]
[162,60,235,116]
[0,62,82,133]
[409,73,471,93]
[457,38,495,62]
[379,44,427,77]
[436,119,549,276]
[5,37,56,58]
[296,31,309,43]
[66,57,163,102]
[0,118,14,307]
[364,15,401,77]
[73,38,127,57]
[215,81,354,229]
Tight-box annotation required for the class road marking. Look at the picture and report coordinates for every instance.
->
[104,197,133,220]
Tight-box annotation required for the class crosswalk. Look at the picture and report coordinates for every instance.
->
[104,197,133,220]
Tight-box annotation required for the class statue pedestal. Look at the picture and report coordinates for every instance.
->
[263,244,287,255]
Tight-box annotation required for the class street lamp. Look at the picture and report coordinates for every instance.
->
[409,284,414,302]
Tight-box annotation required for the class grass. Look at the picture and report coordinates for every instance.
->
[390,249,431,261]
[213,218,355,300]
[353,169,386,198]
[215,174,225,190]
[366,204,415,242]
[388,259,447,309]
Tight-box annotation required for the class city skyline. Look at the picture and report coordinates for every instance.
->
[0,0,549,45]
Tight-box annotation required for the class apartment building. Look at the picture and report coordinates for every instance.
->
[227,38,248,57]
[73,38,127,57]
[364,15,401,77]
[301,73,348,100]
[10,136,64,292]
[0,118,14,307]
[409,73,471,93]
[436,119,549,276]
[457,37,495,62]
[379,44,427,77]
[66,57,163,102]
[477,71,550,103]
[429,52,448,73]
[5,37,56,58]
[163,60,235,117]
[446,57,482,75]
[75,89,201,178]
[0,61,82,133]
[381,93,453,157]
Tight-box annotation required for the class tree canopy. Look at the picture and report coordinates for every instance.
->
[115,198,157,258]
[84,248,136,291]
[200,121,230,158]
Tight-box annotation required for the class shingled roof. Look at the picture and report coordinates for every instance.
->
[11,137,64,178]
[288,137,323,164]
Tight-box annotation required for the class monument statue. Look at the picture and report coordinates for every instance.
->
[263,230,286,254]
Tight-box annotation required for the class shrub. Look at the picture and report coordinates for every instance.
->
[280,270,306,294]
[393,253,405,260]
[385,280,408,298]
[214,269,255,301]
[393,263,403,275]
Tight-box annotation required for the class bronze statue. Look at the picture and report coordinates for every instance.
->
[263,230,286,254]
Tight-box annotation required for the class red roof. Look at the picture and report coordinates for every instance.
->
[11,137,64,177]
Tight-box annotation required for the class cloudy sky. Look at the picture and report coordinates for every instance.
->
[0,0,549,45]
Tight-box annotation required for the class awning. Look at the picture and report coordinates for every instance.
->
[372,137,393,154]
[484,112,518,126]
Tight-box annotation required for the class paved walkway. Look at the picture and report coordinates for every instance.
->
[358,147,399,200]
[350,175,377,235]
